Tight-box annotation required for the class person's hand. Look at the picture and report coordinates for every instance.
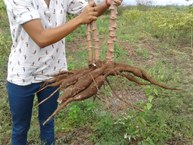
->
[77,2,98,24]
[106,0,123,6]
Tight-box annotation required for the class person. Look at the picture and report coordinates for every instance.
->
[4,0,122,144]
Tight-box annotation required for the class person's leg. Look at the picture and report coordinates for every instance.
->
[6,82,40,145]
[37,85,59,145]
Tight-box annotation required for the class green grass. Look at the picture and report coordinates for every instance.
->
[0,5,193,145]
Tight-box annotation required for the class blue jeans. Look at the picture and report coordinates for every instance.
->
[6,81,59,145]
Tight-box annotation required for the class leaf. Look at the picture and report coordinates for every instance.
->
[145,86,151,95]
[154,88,158,96]
[148,95,154,103]
[146,103,152,110]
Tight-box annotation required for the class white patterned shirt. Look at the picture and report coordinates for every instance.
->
[4,0,87,86]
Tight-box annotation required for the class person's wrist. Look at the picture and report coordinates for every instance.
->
[76,15,84,25]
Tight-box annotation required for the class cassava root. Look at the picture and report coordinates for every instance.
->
[41,61,178,125]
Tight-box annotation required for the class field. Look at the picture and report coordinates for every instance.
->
[0,3,193,145]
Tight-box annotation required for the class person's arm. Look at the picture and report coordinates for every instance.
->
[22,3,97,48]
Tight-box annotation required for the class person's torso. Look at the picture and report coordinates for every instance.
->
[4,0,87,85]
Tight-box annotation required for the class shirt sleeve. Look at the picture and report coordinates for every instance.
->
[4,0,40,24]
[67,0,88,15]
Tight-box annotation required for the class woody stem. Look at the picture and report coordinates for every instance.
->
[106,1,117,63]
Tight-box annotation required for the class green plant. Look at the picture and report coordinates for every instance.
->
[1,5,193,145]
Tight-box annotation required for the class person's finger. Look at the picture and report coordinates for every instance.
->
[89,7,96,12]
[92,11,98,16]
[87,16,97,24]
[93,7,97,12]
[89,1,96,7]
[89,7,98,15]
[113,0,122,6]
[89,11,98,16]
[91,16,97,21]
[106,0,111,6]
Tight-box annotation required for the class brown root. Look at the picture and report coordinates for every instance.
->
[39,61,178,125]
